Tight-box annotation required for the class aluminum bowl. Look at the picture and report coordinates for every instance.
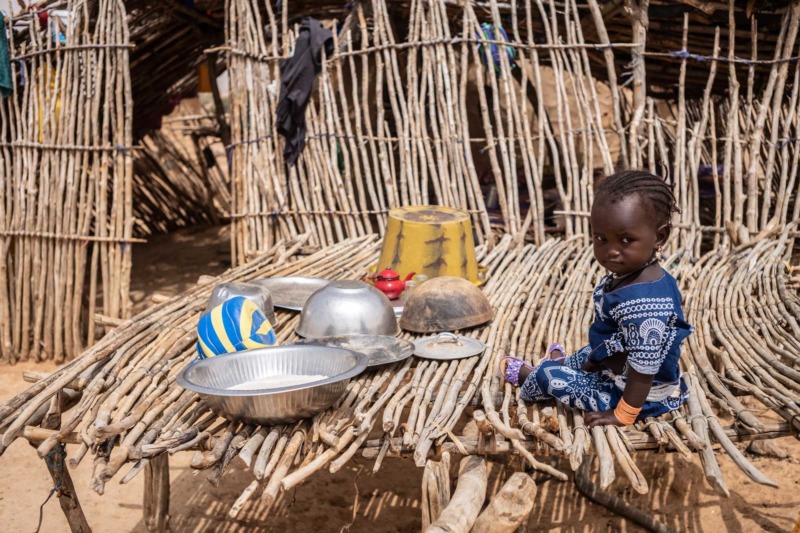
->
[177,345,368,425]
[296,280,399,338]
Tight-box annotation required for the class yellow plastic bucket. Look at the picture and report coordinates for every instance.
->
[375,206,482,285]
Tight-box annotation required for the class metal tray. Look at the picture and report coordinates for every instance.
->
[295,334,414,368]
[413,332,486,360]
[251,276,329,311]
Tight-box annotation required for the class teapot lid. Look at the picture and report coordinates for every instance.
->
[376,268,400,280]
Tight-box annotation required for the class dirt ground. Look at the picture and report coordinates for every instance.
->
[1,225,799,532]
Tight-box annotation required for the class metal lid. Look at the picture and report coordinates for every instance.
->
[413,332,486,360]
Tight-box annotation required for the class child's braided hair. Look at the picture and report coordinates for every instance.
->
[593,169,679,227]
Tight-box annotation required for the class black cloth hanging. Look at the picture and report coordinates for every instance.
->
[276,17,332,166]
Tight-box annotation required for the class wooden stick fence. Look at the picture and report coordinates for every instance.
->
[0,0,133,364]
[227,0,800,265]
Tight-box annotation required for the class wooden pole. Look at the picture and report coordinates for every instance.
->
[143,453,170,532]
[623,0,650,167]
[421,451,451,529]
[471,472,536,533]
[43,444,92,533]
[574,456,674,533]
[425,456,487,533]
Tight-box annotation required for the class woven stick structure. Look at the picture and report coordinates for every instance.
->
[0,0,134,364]
[226,0,800,264]
[0,0,229,362]
[0,232,796,518]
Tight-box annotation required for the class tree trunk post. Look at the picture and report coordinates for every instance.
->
[144,453,171,532]
[44,443,92,533]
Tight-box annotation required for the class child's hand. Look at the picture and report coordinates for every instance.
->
[585,409,626,428]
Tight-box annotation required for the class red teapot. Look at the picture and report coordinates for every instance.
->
[363,268,416,300]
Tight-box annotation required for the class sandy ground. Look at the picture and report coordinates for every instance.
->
[1,225,799,532]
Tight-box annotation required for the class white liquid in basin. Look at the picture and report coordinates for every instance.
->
[227,374,328,391]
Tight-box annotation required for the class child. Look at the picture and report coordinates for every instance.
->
[501,170,693,428]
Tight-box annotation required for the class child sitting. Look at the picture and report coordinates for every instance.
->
[502,170,693,428]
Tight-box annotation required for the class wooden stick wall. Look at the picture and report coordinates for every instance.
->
[226,0,800,264]
[0,0,134,363]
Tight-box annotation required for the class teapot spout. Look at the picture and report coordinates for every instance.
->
[403,272,416,283]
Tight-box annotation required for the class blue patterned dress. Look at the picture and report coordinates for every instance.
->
[520,269,693,420]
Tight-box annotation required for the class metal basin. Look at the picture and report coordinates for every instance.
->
[296,280,399,338]
[177,345,368,425]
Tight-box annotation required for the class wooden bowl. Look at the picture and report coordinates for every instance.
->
[399,276,493,333]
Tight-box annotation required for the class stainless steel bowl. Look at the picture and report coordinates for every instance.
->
[296,280,399,338]
[177,345,368,425]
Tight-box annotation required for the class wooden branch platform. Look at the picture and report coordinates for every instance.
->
[0,233,797,527]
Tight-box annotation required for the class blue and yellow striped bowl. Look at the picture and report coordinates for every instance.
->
[196,296,278,359]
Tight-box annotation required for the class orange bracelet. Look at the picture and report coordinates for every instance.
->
[613,398,642,426]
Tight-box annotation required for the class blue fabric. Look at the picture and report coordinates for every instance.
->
[588,269,693,383]
[196,296,277,359]
[477,23,517,73]
[519,268,693,418]
[0,17,12,98]
[520,345,688,420]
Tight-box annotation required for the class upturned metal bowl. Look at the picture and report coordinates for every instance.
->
[296,280,399,338]
[177,345,368,425]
